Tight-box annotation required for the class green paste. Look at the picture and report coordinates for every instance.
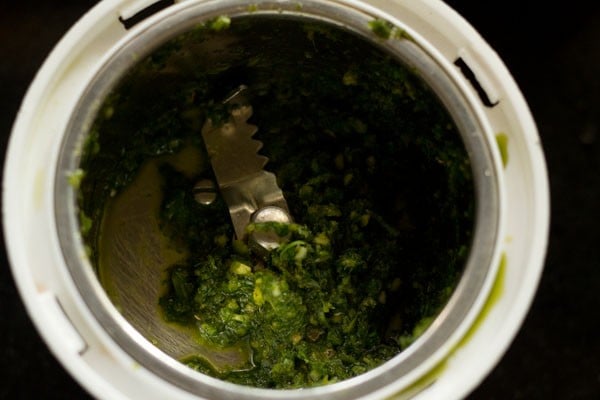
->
[78,16,474,388]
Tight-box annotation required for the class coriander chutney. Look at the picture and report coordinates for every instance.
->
[77,16,475,389]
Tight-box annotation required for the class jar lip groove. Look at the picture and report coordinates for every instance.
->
[54,1,502,398]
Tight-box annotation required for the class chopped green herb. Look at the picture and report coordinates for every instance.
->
[68,168,85,189]
[79,210,92,237]
[209,15,231,32]
[369,18,394,39]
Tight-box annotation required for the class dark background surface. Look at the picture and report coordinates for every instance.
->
[1,1,598,398]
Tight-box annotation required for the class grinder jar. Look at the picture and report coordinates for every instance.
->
[3,1,549,399]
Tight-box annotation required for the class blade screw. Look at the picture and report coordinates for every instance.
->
[193,179,217,205]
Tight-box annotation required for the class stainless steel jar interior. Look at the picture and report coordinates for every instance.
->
[54,1,500,398]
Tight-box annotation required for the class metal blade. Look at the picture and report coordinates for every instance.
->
[201,88,290,239]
